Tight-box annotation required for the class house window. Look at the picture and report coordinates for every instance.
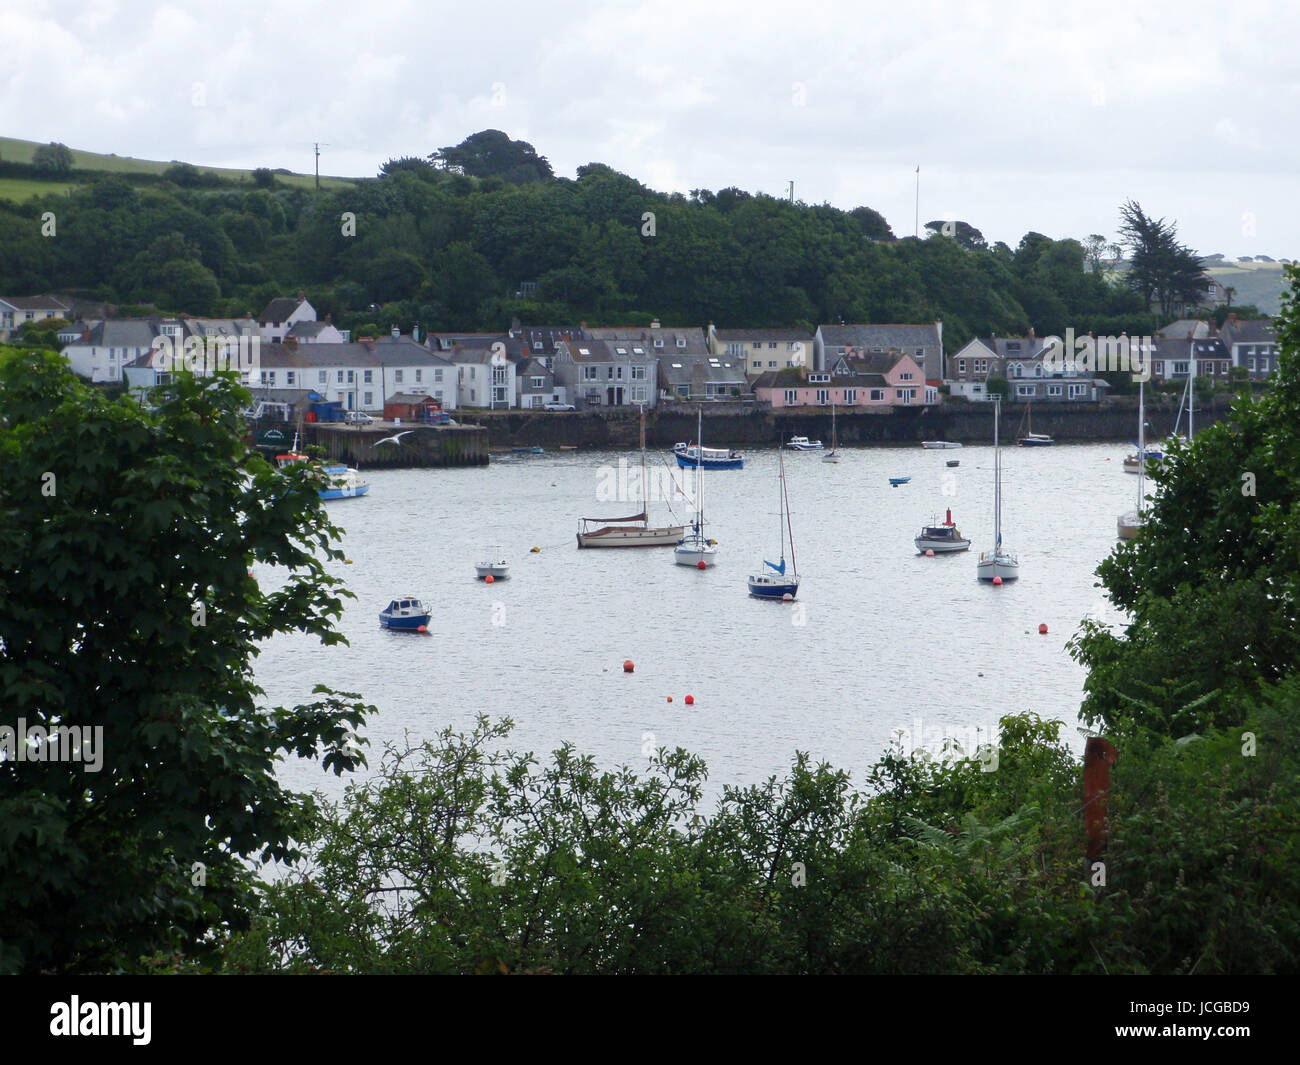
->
[816,389,829,404]
[336,370,344,383]
[769,341,777,349]
[347,370,355,383]
[768,361,777,368]
[286,371,295,385]
[784,389,798,405]
[434,390,443,400]
[844,388,856,404]
[1011,364,1022,378]
[957,359,966,374]
[616,365,624,379]
[531,376,545,388]
[898,388,917,404]
[583,366,599,380]
[677,338,686,348]
[1047,384,1063,397]
[900,372,914,381]
[1173,361,1189,376]
[415,370,422,383]
[1154,361,1164,376]
[632,386,647,403]
[870,389,885,401]
[435,369,443,382]
[915,348,924,358]
[1016,384,1035,397]
[395,370,404,382]
[318,371,327,384]
[726,343,743,356]
[1069,384,1088,398]
[631,366,646,380]
[364,392,373,405]
[654,339,664,348]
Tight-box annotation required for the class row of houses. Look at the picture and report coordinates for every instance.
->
[9,288,1283,414]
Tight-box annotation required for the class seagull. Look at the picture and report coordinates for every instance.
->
[373,428,433,447]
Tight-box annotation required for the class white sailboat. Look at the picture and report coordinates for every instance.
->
[577,406,686,547]
[1117,380,1147,540]
[748,448,799,598]
[674,407,718,567]
[977,396,1019,581]
[822,403,839,463]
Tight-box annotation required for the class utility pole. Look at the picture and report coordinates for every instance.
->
[314,142,329,190]
[914,165,920,238]
[788,180,794,203]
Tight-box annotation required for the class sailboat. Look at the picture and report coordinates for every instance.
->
[977,396,1019,581]
[674,407,718,567]
[1117,380,1147,540]
[1016,401,1053,447]
[748,449,799,598]
[822,403,839,463]
[577,406,686,547]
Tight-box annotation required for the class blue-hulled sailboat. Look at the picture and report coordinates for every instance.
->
[748,449,799,599]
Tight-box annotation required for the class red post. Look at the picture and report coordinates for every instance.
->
[1083,737,1118,860]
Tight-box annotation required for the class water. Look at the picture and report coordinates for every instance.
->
[260,442,1139,801]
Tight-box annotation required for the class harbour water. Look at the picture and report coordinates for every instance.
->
[261,442,1139,802]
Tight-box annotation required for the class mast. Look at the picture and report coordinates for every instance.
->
[639,404,648,528]
[1137,379,1145,515]
[696,406,704,537]
[993,396,1001,549]
[783,450,797,576]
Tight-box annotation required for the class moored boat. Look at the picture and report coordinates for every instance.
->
[748,449,799,599]
[674,442,744,470]
[915,508,970,553]
[889,476,911,486]
[675,409,719,567]
[921,440,962,449]
[578,406,687,547]
[319,463,370,499]
[379,596,431,632]
[475,560,509,579]
[786,436,824,451]
[1016,402,1053,447]
[977,396,1020,581]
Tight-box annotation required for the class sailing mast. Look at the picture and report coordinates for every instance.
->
[993,396,1001,549]
[783,451,797,576]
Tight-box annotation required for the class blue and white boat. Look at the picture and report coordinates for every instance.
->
[748,449,799,599]
[379,596,431,631]
[319,463,370,499]
[674,442,744,470]
[675,410,719,567]
[889,476,911,486]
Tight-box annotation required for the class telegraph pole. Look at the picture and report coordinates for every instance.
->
[914,165,920,237]
[314,142,329,190]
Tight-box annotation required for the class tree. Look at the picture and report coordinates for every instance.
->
[379,156,437,180]
[851,206,894,241]
[924,219,986,252]
[430,130,553,184]
[1069,264,1300,736]
[32,142,74,176]
[0,351,371,973]
[1083,234,1109,274]
[251,168,275,189]
[1118,200,1205,318]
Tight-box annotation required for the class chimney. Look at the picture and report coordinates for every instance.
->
[391,325,400,338]
[1028,326,1035,339]
[650,318,661,329]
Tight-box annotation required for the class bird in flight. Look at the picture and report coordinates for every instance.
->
[373,428,433,447]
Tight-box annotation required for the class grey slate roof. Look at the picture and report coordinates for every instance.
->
[257,339,453,369]
[1219,318,1276,346]
[1157,318,1211,339]
[819,323,940,351]
[658,354,747,390]
[713,328,813,343]
[258,296,307,325]
[587,325,710,356]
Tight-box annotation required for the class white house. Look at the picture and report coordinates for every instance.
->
[257,293,317,344]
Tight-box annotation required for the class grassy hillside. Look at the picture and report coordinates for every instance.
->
[0,136,357,199]
[1203,260,1290,316]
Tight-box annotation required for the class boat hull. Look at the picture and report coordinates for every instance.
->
[915,537,970,553]
[1017,437,1053,447]
[320,483,369,499]
[577,525,685,547]
[1117,513,1141,540]
[921,441,962,449]
[379,613,431,631]
[674,543,717,567]
[748,575,799,598]
[889,477,911,486]
[676,454,744,470]
[475,565,509,579]
[976,553,1020,581]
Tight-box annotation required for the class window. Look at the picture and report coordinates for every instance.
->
[654,339,663,348]
[337,370,344,383]
[784,390,798,405]
[677,338,686,348]
[531,376,546,388]
[900,372,914,381]
[364,370,373,383]
[632,366,647,380]
[1173,361,1189,376]
[898,388,917,404]
[286,371,296,385]
[1261,357,1270,372]
[957,359,967,374]
[434,390,443,400]
[347,370,355,383]
[607,366,614,379]
[1154,361,1164,376]
[1011,364,1022,378]
[809,373,830,383]
[415,369,422,383]
[769,341,777,349]
[632,386,647,403]
[1068,384,1087,397]
[318,371,327,384]
[844,388,856,404]
[915,348,924,358]
[1034,364,1042,377]
[816,389,829,404]
[395,370,404,383]
[1047,384,1062,397]
[583,366,599,380]
[616,365,624,379]
[870,389,885,401]
[1016,384,1035,397]
[364,392,372,405]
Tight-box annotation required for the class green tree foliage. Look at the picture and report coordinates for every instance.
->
[430,130,553,184]
[1070,265,1300,736]
[251,167,275,189]
[1119,200,1206,318]
[32,142,74,176]
[0,351,372,973]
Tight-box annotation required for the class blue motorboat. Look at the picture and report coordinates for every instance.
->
[674,442,744,470]
[379,596,431,632]
[889,476,911,486]
[319,463,370,499]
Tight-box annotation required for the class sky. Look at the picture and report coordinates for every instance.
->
[3,0,1297,257]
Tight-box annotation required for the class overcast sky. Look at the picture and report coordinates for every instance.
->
[4,0,1296,256]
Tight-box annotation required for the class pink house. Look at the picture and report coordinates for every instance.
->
[752,350,936,408]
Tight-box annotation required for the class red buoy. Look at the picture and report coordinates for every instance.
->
[417,624,428,633]
[684,694,695,705]
[697,560,706,570]
[623,660,634,673]
[485,574,494,584]
[1038,623,1048,634]
[925,549,935,557]
[993,576,1003,586]
[666,696,673,703]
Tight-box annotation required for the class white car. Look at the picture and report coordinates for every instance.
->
[544,402,575,411]
[345,411,375,425]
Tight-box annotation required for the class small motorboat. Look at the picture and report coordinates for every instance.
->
[786,436,824,451]
[476,560,510,580]
[946,459,960,467]
[674,442,744,470]
[921,441,962,449]
[379,596,431,632]
[889,476,911,486]
[511,445,545,454]
[915,508,970,553]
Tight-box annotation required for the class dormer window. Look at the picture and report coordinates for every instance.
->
[654,338,664,348]
[809,373,830,383]
[676,337,686,348]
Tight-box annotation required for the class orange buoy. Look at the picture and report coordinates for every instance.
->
[623,660,634,673]
[1038,623,1048,634]
[417,624,428,633]
[993,576,1003,586]
[666,696,673,703]
[925,549,935,557]
[485,574,495,584]
[697,560,706,570]
[684,694,695,705]
[345,559,354,564]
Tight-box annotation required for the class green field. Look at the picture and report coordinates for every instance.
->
[0,136,357,199]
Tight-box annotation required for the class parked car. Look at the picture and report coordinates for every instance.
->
[544,402,576,411]
[345,410,375,425]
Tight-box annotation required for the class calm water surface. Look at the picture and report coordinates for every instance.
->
[260,442,1139,801]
